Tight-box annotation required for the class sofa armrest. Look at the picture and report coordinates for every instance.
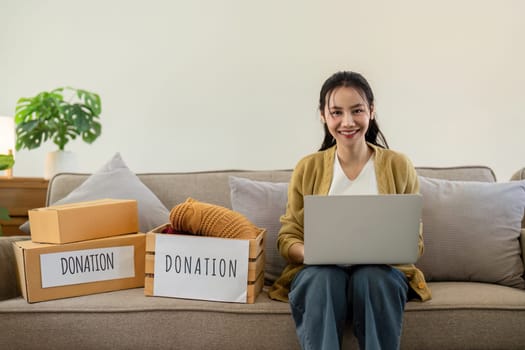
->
[0,236,30,301]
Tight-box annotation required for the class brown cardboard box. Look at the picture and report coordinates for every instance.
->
[13,233,146,303]
[144,224,265,303]
[29,199,139,244]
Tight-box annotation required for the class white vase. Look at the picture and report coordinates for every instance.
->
[44,151,78,179]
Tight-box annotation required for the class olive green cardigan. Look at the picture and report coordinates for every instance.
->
[268,143,432,302]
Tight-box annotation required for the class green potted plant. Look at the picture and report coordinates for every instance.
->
[14,87,102,178]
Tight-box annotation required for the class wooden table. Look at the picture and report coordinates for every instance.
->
[0,177,49,236]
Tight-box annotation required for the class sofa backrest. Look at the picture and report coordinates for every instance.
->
[416,166,496,182]
[47,166,497,210]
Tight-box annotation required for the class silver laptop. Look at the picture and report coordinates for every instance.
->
[304,194,422,265]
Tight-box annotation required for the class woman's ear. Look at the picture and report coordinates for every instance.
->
[320,113,326,124]
[370,105,375,120]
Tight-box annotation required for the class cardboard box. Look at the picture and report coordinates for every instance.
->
[13,233,146,303]
[29,199,139,244]
[144,224,265,304]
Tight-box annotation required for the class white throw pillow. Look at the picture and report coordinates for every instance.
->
[20,153,169,234]
[416,176,525,289]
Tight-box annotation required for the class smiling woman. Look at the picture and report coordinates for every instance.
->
[269,71,430,350]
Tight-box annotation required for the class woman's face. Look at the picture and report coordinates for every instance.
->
[321,86,373,150]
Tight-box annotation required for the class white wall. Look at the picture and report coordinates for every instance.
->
[3,0,524,181]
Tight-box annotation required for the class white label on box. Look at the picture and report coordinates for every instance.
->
[40,246,135,288]
[153,234,249,303]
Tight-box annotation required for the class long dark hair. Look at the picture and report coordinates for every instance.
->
[318,71,389,151]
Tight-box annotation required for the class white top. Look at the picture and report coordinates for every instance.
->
[328,153,378,195]
[328,152,379,267]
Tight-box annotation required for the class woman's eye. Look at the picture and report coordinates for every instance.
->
[352,109,364,114]
[330,111,342,117]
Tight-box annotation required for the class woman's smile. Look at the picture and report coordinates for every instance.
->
[338,129,360,138]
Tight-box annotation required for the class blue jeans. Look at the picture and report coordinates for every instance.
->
[289,265,409,350]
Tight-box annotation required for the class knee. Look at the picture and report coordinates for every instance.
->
[291,266,348,299]
[290,266,349,315]
[350,265,407,297]
[309,265,348,285]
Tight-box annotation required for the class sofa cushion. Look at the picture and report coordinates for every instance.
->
[20,153,169,234]
[416,176,525,289]
[229,176,288,284]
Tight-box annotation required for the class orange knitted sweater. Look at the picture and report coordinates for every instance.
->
[169,198,260,239]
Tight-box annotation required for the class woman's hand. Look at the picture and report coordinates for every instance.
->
[288,242,305,264]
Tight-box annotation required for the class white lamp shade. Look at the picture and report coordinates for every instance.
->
[0,116,15,154]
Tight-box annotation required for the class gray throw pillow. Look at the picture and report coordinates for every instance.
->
[416,176,525,289]
[20,153,169,234]
[228,176,288,285]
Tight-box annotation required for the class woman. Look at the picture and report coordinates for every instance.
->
[269,71,431,350]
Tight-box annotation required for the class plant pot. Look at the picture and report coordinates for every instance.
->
[45,151,78,179]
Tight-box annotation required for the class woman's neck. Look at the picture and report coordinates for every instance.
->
[336,142,373,181]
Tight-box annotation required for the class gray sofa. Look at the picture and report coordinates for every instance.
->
[1,165,524,350]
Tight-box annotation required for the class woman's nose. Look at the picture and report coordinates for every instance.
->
[342,112,355,126]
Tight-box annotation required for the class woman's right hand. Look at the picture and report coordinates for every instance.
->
[288,242,305,264]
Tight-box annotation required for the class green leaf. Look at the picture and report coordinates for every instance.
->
[82,122,102,143]
[0,206,9,236]
[15,119,49,151]
[69,106,93,131]
[78,90,102,115]
[0,207,10,221]
[0,154,15,170]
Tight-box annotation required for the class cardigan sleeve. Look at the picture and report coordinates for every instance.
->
[277,160,307,262]
[391,152,419,195]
